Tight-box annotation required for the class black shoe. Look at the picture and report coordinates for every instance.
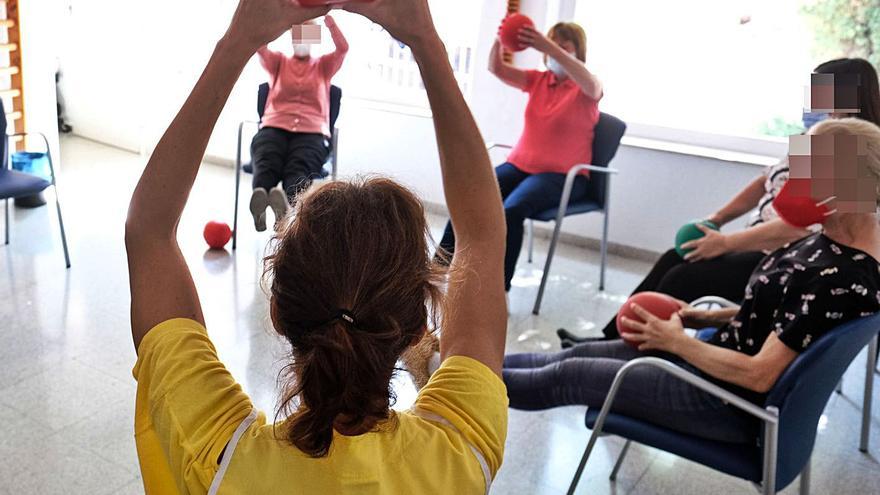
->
[560,338,576,349]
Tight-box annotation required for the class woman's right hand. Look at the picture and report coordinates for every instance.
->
[224,0,330,52]
[344,0,438,47]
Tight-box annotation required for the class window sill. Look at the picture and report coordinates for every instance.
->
[620,135,781,167]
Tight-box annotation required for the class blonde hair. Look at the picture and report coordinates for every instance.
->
[809,117,880,205]
[547,22,587,62]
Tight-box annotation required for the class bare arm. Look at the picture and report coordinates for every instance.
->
[724,218,811,253]
[125,0,329,351]
[488,38,528,90]
[707,175,768,227]
[624,305,797,393]
[346,0,507,375]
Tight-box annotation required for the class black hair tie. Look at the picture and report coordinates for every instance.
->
[298,309,358,331]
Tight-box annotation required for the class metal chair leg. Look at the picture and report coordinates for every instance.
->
[533,218,564,315]
[233,122,244,251]
[599,177,611,292]
[54,188,71,268]
[567,427,603,495]
[860,335,877,453]
[762,407,779,495]
[4,198,8,245]
[609,439,631,481]
[836,378,843,394]
[527,220,534,263]
[799,456,811,495]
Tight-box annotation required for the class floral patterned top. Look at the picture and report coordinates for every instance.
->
[706,232,880,404]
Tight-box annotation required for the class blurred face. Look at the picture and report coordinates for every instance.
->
[291,20,321,58]
[550,35,576,56]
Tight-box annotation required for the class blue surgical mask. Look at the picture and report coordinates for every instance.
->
[802,111,829,130]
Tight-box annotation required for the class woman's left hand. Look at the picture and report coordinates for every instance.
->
[517,26,555,53]
[620,303,689,353]
[681,224,730,262]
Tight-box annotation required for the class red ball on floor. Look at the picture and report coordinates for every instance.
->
[203,221,232,250]
[616,292,682,348]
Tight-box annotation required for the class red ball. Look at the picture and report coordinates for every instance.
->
[499,13,535,52]
[616,292,682,348]
[203,221,232,250]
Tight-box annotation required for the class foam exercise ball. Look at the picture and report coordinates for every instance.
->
[674,220,719,257]
[204,221,232,250]
[616,291,682,348]
[499,13,535,52]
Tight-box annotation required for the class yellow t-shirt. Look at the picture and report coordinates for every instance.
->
[132,318,508,494]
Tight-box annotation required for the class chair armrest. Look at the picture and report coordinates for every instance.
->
[486,143,513,152]
[566,164,620,178]
[597,357,779,424]
[691,296,740,309]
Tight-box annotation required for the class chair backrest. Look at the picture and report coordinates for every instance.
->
[256,83,343,136]
[586,112,626,207]
[765,313,880,487]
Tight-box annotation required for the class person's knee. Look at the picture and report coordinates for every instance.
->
[658,262,700,295]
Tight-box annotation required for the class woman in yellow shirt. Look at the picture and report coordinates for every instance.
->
[124,1,509,494]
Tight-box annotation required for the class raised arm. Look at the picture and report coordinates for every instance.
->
[257,45,283,75]
[346,0,507,375]
[125,0,329,350]
[488,38,529,90]
[519,27,602,100]
[319,15,349,77]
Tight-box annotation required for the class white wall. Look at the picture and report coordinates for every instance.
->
[18,0,60,162]
[56,0,771,255]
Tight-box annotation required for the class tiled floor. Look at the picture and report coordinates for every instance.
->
[1,136,878,494]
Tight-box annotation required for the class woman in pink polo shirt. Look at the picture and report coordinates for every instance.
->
[249,15,348,232]
[439,22,602,292]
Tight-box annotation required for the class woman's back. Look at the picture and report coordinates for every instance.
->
[134,320,507,495]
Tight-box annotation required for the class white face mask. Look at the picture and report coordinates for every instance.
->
[293,44,311,59]
[546,56,567,77]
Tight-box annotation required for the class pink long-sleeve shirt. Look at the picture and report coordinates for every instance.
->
[258,49,346,137]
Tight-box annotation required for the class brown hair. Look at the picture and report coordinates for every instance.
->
[263,177,444,457]
[548,22,587,62]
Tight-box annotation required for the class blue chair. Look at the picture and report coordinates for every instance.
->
[566,313,880,495]
[489,112,626,315]
[0,99,70,268]
[689,296,879,454]
[232,83,342,249]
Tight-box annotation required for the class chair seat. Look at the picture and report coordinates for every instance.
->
[0,169,51,200]
[530,200,602,222]
[585,409,762,483]
[242,161,330,179]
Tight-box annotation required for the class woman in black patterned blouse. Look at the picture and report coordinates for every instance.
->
[503,117,880,442]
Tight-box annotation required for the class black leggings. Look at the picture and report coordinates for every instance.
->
[503,340,760,444]
[600,249,766,338]
[251,127,329,200]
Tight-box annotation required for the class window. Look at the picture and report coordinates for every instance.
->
[574,0,841,148]
[320,1,483,108]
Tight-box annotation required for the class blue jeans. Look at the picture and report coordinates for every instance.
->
[438,163,589,291]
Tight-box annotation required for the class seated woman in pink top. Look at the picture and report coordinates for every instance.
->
[249,15,348,232]
[439,22,603,292]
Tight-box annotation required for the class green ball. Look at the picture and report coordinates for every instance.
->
[675,220,719,257]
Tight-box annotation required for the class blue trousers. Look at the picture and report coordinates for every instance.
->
[439,163,589,291]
